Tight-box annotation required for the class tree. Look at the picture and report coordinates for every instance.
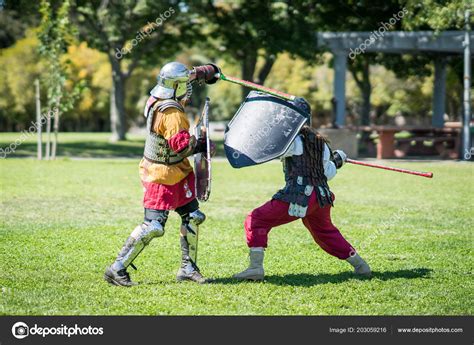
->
[189,0,316,99]
[401,0,472,120]
[38,0,82,159]
[349,56,372,127]
[402,0,471,31]
[72,1,199,141]
[61,42,112,131]
[0,1,41,48]
[0,29,42,131]
[308,0,405,127]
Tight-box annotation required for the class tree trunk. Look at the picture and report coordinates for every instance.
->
[109,55,127,142]
[349,57,372,155]
[35,79,42,160]
[45,107,51,160]
[51,96,61,160]
[239,52,277,101]
[350,57,371,127]
[255,54,276,85]
[240,51,257,100]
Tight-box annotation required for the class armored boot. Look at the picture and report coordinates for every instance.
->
[176,236,208,284]
[233,247,265,281]
[346,252,371,277]
[104,236,138,287]
[104,220,165,287]
[104,264,136,287]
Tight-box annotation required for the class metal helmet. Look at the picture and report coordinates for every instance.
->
[150,62,191,100]
[292,97,312,126]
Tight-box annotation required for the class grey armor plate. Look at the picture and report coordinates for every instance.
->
[224,91,308,168]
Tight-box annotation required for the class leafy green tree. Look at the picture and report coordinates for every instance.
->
[189,0,316,99]
[72,0,199,141]
[0,29,42,130]
[0,1,41,48]
[62,42,111,131]
[402,0,471,31]
[206,58,242,120]
[401,0,472,121]
[308,0,405,126]
[302,0,469,126]
[38,0,80,159]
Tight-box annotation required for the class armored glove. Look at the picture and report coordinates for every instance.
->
[332,150,347,169]
[191,63,220,84]
[193,138,216,156]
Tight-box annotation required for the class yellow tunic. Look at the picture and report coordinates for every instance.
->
[139,107,193,185]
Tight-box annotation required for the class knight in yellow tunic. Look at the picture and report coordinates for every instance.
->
[104,62,220,286]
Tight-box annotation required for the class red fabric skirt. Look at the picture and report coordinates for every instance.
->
[142,172,195,210]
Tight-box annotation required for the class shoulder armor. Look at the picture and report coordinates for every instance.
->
[154,99,184,113]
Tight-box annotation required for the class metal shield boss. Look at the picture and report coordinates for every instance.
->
[224,91,309,168]
[194,97,211,201]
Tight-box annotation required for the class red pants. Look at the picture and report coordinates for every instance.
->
[244,191,355,259]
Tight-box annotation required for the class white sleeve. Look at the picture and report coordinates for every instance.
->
[281,135,304,158]
[323,143,337,180]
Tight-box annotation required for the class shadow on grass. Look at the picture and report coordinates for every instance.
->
[0,139,226,158]
[211,268,432,287]
[1,141,144,158]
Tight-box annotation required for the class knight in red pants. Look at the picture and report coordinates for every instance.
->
[233,98,371,281]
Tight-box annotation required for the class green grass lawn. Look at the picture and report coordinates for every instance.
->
[0,156,473,315]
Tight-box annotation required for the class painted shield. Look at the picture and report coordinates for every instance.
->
[194,97,211,201]
[224,91,308,168]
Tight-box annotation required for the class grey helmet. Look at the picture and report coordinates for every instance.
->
[150,62,192,100]
[292,97,312,126]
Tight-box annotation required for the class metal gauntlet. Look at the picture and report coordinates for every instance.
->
[192,63,220,84]
[332,150,347,169]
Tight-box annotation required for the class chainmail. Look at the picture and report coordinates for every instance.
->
[273,126,334,208]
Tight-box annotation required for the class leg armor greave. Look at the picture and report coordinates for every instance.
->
[181,209,206,265]
[115,218,166,270]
